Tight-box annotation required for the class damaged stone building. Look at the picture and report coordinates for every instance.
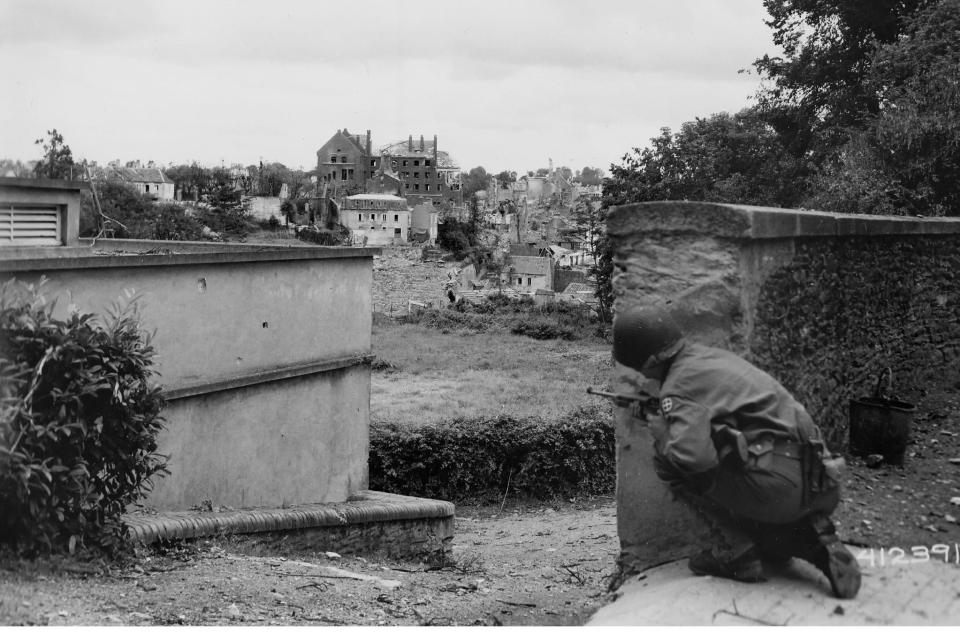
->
[314,128,462,208]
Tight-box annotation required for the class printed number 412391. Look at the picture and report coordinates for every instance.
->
[856,544,959,567]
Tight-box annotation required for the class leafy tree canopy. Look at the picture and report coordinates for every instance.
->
[33,129,75,179]
[604,108,805,208]
[461,166,494,200]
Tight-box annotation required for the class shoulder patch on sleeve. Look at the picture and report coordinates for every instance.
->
[660,397,674,413]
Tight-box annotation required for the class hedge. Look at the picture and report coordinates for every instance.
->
[0,281,168,556]
[368,414,615,502]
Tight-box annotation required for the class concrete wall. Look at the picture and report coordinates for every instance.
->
[607,200,960,574]
[247,196,283,221]
[1,240,379,511]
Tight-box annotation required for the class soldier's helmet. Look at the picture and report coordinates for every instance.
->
[612,305,683,371]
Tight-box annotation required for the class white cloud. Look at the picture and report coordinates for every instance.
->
[0,0,777,174]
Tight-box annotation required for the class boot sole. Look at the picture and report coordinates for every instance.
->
[820,542,861,599]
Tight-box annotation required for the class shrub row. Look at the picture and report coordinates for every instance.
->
[368,414,615,502]
[396,295,602,341]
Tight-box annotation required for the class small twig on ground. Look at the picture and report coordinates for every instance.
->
[496,599,538,608]
[712,599,790,626]
[295,581,330,591]
[498,470,513,516]
[145,563,192,573]
[275,572,363,582]
[297,614,343,624]
[561,564,587,586]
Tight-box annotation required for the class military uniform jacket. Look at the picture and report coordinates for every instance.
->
[655,342,821,476]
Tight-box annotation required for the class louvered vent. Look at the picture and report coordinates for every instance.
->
[0,206,61,246]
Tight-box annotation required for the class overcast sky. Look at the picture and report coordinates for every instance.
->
[1,0,777,176]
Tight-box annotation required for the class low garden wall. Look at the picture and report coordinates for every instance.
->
[607,200,960,574]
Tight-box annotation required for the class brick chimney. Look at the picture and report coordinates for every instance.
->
[420,135,424,151]
[433,135,438,161]
[366,130,371,155]
[408,135,413,151]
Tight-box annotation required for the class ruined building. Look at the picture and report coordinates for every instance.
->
[314,129,462,207]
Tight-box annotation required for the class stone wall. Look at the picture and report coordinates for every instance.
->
[606,200,960,574]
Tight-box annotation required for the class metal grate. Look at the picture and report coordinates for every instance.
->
[0,206,61,246]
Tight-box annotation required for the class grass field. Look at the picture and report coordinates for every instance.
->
[370,318,616,425]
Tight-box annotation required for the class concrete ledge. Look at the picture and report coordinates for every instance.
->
[164,354,375,400]
[589,548,960,625]
[608,201,960,240]
[124,491,455,553]
[0,239,380,271]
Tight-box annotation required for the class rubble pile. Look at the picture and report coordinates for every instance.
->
[372,246,455,314]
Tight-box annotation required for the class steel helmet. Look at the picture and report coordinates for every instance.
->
[612,305,683,371]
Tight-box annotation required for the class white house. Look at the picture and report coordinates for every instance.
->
[341,194,410,245]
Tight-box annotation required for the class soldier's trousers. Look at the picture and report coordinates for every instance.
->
[657,452,841,562]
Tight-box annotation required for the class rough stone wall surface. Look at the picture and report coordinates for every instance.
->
[750,235,960,446]
[612,233,743,349]
[372,246,458,313]
[235,517,454,560]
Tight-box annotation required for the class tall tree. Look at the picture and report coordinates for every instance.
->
[754,0,929,162]
[576,166,604,186]
[806,0,960,216]
[33,129,75,179]
[461,166,494,200]
[604,108,804,208]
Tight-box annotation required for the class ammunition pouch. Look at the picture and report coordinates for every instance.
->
[802,439,843,501]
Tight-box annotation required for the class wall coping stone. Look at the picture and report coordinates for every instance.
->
[123,490,455,545]
[0,238,381,271]
[609,201,960,240]
[0,177,89,191]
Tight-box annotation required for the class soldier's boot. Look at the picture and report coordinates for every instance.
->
[797,515,861,599]
[688,547,765,583]
[686,505,765,583]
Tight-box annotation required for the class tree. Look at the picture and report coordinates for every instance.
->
[604,108,805,208]
[33,129,75,179]
[805,0,960,216]
[0,159,33,178]
[576,166,604,186]
[461,166,494,201]
[79,181,203,240]
[753,0,929,164]
[165,163,212,201]
[495,170,517,186]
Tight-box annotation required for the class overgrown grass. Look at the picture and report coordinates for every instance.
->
[396,294,607,341]
[370,319,615,426]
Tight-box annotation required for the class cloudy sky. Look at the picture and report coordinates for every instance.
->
[1,0,777,175]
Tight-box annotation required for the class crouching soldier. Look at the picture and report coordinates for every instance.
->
[612,305,861,599]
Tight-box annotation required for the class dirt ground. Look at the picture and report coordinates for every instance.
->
[0,498,619,626]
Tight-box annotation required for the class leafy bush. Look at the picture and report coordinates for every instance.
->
[0,281,168,555]
[80,182,204,241]
[397,309,495,333]
[509,316,576,340]
[368,414,615,502]
[296,225,348,246]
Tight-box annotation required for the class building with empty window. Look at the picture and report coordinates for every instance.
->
[314,129,462,207]
[378,135,462,206]
[341,194,410,245]
[86,165,175,201]
[509,255,554,292]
